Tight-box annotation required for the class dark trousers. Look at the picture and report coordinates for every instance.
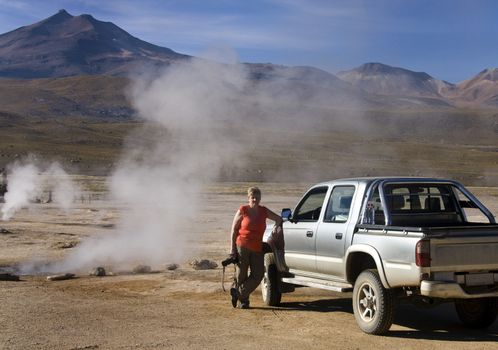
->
[236,246,264,302]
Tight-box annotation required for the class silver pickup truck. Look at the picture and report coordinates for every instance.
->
[261,177,498,334]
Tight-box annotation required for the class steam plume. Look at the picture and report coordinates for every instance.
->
[1,160,81,221]
[58,57,249,271]
[1,162,40,220]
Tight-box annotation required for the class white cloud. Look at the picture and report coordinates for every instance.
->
[100,3,345,51]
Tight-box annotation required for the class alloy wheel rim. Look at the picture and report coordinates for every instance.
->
[357,282,377,322]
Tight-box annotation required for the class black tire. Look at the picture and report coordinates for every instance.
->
[455,298,498,329]
[352,269,395,335]
[261,253,282,306]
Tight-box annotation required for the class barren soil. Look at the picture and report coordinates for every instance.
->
[1,182,497,350]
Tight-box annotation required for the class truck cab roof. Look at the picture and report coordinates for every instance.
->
[314,176,459,186]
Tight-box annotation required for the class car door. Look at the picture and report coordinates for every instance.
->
[316,184,356,278]
[284,186,329,274]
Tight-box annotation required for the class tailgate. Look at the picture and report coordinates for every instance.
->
[428,227,498,272]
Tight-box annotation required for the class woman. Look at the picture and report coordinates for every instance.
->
[229,187,282,308]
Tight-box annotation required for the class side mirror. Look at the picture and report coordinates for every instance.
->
[281,208,292,221]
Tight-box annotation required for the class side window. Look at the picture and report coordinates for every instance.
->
[294,187,328,222]
[324,186,355,223]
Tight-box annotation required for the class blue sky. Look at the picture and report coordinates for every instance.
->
[0,0,497,83]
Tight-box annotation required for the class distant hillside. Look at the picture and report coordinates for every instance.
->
[336,62,498,108]
[0,9,189,78]
[0,75,134,119]
[444,68,498,106]
[245,63,371,108]
[337,62,454,99]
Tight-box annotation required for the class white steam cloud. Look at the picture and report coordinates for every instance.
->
[1,160,81,221]
[1,163,40,220]
[47,163,81,212]
[57,57,250,271]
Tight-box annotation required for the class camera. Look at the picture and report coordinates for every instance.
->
[221,255,239,267]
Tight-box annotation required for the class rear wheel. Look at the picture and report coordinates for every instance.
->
[352,269,395,335]
[261,253,282,306]
[455,298,498,329]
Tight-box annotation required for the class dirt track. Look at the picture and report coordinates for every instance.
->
[1,182,497,349]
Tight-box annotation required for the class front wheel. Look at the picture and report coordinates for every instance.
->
[455,298,498,329]
[352,269,395,335]
[261,253,281,306]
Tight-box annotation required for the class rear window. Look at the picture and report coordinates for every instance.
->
[384,184,457,214]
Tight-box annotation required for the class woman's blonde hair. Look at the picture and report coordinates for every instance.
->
[247,187,261,197]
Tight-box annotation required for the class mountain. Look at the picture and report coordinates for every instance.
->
[444,68,498,106]
[244,63,458,109]
[1,10,497,110]
[337,62,498,107]
[244,63,371,107]
[0,9,189,78]
[0,10,373,108]
[337,63,454,100]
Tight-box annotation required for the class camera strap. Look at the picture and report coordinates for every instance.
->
[221,264,237,292]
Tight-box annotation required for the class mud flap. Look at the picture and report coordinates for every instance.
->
[267,225,289,273]
[272,249,289,273]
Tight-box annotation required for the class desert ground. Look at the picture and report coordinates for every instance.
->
[1,179,497,350]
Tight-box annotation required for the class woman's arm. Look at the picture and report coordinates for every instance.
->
[266,208,283,227]
[230,209,243,255]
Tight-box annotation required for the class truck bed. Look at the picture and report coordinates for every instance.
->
[357,223,498,235]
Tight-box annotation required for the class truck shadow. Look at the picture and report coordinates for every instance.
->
[274,298,498,341]
[388,302,498,341]
[277,297,353,313]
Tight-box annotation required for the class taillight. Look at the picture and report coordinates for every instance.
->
[416,240,431,267]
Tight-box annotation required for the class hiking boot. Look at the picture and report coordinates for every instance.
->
[230,287,238,308]
[238,300,250,309]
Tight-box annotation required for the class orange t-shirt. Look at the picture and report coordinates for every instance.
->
[236,205,268,252]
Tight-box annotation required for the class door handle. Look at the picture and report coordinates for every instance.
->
[306,230,314,237]
[335,232,343,239]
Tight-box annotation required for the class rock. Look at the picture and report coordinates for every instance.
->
[90,267,106,277]
[0,228,12,234]
[189,259,218,270]
[53,241,78,249]
[0,273,20,281]
[132,265,151,274]
[46,273,75,281]
[166,263,179,271]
